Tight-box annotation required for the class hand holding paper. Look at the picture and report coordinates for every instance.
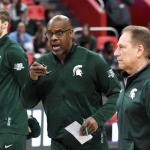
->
[80,117,98,135]
[65,121,93,144]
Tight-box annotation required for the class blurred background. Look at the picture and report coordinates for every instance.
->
[1,0,149,149]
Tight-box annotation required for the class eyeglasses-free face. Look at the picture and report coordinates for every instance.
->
[45,29,71,38]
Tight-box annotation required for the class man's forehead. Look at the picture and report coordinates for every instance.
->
[120,32,132,42]
[48,16,72,30]
[48,21,69,30]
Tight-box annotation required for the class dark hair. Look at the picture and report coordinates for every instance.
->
[15,0,22,16]
[0,9,10,23]
[103,41,113,54]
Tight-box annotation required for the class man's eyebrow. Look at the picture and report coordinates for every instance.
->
[47,29,64,32]
[119,43,126,48]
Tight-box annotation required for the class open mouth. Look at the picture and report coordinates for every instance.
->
[51,44,61,51]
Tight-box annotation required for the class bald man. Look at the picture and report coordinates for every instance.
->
[22,15,120,150]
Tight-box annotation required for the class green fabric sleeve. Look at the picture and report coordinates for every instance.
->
[22,78,40,109]
[92,55,121,127]
[22,57,44,109]
[7,46,29,89]
[142,81,150,119]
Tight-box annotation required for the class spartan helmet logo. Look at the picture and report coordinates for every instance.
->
[107,69,115,78]
[73,65,83,77]
[129,88,138,100]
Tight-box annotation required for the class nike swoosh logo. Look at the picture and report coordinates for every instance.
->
[5,144,13,148]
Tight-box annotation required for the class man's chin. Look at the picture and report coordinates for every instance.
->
[118,64,125,70]
[52,49,64,56]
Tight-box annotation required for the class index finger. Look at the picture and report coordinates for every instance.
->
[31,61,43,67]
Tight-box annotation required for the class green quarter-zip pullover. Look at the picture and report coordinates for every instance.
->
[23,44,120,147]
[117,62,150,150]
[0,34,28,135]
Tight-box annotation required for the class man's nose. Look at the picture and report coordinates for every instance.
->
[114,47,119,56]
[51,33,58,40]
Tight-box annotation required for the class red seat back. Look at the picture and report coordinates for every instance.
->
[21,0,34,5]
[28,5,45,20]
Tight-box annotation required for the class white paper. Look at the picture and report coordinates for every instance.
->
[65,121,93,144]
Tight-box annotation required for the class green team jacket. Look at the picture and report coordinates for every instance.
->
[117,62,150,150]
[23,44,120,145]
[0,34,28,135]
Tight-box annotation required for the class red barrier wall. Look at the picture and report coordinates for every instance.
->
[60,0,107,28]
[61,0,150,28]
[130,0,150,26]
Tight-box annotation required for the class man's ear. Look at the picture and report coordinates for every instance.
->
[70,29,74,38]
[137,44,144,58]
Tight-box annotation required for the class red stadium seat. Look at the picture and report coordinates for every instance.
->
[21,0,34,5]
[28,5,45,20]
[27,52,34,65]
[96,36,118,51]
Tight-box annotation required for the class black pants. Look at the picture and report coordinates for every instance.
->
[51,138,109,150]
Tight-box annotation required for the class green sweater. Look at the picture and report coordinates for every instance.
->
[23,44,120,141]
[0,34,28,135]
[117,62,150,150]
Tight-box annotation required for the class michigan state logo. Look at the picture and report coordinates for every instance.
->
[107,69,115,78]
[129,88,137,100]
[73,65,83,77]
[14,63,24,71]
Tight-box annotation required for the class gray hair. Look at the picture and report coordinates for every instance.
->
[122,25,150,57]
